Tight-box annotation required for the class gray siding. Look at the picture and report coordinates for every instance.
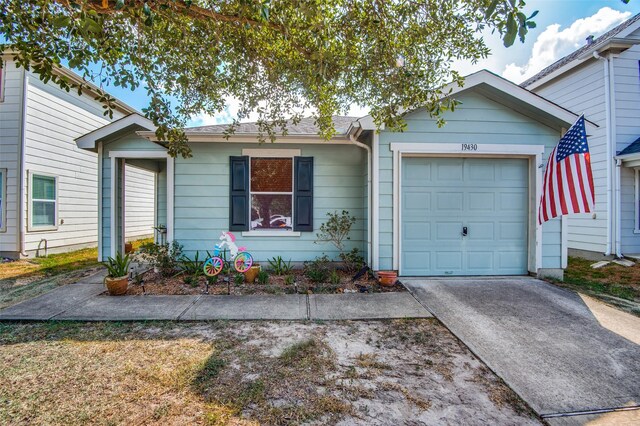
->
[377,91,563,271]
[0,62,24,255]
[614,44,640,253]
[533,59,608,253]
[124,164,155,240]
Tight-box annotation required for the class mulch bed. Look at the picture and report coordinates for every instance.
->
[118,269,405,296]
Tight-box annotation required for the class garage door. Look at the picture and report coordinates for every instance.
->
[401,157,528,276]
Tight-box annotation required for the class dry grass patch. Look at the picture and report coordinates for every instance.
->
[0,320,541,426]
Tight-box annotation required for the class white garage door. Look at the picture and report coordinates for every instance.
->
[401,157,529,276]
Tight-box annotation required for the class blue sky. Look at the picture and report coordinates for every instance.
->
[93,0,640,125]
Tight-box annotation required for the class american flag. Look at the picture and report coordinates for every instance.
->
[538,115,595,225]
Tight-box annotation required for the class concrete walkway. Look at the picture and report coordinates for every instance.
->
[403,277,640,425]
[0,274,431,321]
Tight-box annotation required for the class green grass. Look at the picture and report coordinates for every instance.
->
[558,257,640,301]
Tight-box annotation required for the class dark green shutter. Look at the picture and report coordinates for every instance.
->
[229,156,249,231]
[294,157,313,232]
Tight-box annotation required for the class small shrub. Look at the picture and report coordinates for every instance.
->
[257,270,270,285]
[268,256,293,275]
[234,273,245,285]
[329,269,341,285]
[315,210,356,252]
[305,255,331,283]
[340,248,365,274]
[206,274,218,285]
[140,240,183,276]
[284,274,295,286]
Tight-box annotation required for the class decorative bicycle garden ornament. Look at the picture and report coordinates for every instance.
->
[203,231,253,276]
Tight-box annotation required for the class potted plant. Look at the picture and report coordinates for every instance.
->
[104,252,131,295]
[244,264,261,283]
[377,270,397,287]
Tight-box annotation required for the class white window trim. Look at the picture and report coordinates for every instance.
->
[0,168,6,232]
[28,171,59,232]
[243,149,300,236]
[634,169,640,234]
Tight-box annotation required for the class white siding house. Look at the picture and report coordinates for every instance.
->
[0,55,155,259]
[523,13,640,258]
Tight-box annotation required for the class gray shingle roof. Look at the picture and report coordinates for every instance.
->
[619,137,640,156]
[185,115,358,136]
[521,13,640,88]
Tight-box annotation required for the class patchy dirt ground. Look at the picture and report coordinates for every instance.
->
[0,320,540,425]
[121,269,405,296]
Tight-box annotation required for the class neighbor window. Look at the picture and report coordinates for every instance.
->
[0,169,5,231]
[31,174,57,229]
[249,157,293,231]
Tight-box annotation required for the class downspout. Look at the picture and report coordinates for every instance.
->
[593,51,613,256]
[608,55,622,258]
[349,127,372,266]
[18,69,29,257]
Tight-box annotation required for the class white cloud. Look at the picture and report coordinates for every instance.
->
[502,7,631,83]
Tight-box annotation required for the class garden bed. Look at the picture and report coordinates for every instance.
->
[114,268,405,296]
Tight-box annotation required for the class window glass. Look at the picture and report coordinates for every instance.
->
[33,175,56,200]
[250,158,293,231]
[251,158,292,192]
[32,175,56,227]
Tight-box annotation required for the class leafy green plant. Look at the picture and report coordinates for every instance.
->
[183,274,199,287]
[257,270,270,285]
[178,251,204,277]
[315,210,356,252]
[105,252,131,278]
[268,256,293,275]
[140,240,183,276]
[340,248,365,274]
[329,269,341,285]
[304,255,331,283]
[206,274,219,286]
[284,274,295,286]
[234,273,245,285]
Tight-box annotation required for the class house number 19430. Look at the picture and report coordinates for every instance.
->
[461,143,478,151]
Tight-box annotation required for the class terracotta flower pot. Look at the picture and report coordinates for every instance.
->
[377,271,398,287]
[244,265,261,283]
[104,275,129,295]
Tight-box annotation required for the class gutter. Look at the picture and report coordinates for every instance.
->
[18,69,28,257]
[593,51,614,256]
[347,123,373,266]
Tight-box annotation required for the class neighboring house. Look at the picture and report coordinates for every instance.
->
[0,54,156,259]
[522,13,640,259]
[78,70,591,279]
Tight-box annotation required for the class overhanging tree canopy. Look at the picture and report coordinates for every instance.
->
[1,0,538,157]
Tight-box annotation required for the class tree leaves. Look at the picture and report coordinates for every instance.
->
[2,0,540,157]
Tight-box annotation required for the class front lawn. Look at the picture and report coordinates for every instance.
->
[549,257,640,315]
[0,320,540,425]
[0,238,152,309]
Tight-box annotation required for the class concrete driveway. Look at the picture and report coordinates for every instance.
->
[403,277,640,425]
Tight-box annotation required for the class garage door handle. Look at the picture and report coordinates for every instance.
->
[462,226,468,237]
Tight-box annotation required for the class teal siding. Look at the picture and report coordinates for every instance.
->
[378,91,562,271]
[174,143,367,262]
[100,133,368,262]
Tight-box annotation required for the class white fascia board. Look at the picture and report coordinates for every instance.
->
[358,70,593,134]
[76,113,156,150]
[137,132,354,145]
